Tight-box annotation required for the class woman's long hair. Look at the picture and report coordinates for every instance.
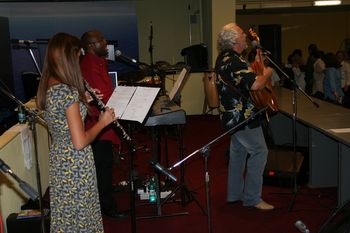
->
[36,32,86,110]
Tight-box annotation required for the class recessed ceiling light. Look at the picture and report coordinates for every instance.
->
[314,1,342,6]
[261,2,292,8]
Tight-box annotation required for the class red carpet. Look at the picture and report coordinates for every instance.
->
[105,115,337,233]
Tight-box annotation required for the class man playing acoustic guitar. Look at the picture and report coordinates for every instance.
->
[215,23,274,210]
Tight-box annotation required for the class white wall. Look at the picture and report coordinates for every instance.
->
[136,0,204,66]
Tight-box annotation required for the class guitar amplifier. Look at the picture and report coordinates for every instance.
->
[263,146,308,187]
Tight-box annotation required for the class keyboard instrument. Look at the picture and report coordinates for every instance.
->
[145,95,186,126]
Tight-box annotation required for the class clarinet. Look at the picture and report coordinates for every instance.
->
[84,80,136,151]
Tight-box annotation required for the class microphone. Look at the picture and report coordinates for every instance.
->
[11,39,35,45]
[251,40,271,55]
[0,158,11,173]
[12,44,37,50]
[115,50,138,64]
[149,159,177,182]
[294,220,310,233]
[35,38,50,44]
[0,158,39,200]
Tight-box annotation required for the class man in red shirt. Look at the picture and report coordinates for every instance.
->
[80,30,124,218]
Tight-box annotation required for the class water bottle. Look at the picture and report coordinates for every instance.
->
[148,177,157,203]
[18,105,26,124]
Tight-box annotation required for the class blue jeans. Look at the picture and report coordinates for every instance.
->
[227,126,268,206]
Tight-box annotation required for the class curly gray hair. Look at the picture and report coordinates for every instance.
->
[217,23,240,53]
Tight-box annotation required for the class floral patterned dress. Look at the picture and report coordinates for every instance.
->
[43,83,104,233]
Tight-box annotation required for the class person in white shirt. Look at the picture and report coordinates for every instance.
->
[312,50,325,99]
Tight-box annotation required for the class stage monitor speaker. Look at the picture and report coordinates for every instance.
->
[264,147,305,186]
[181,44,208,72]
[21,71,40,102]
[318,199,350,233]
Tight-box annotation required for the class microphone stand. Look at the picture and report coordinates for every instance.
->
[169,107,268,233]
[0,158,39,201]
[12,42,47,232]
[147,21,158,91]
[264,55,319,212]
[148,21,154,68]
[0,85,47,233]
[145,22,166,95]
[26,46,41,75]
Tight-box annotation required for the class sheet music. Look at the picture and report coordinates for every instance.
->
[106,86,160,123]
[169,67,189,101]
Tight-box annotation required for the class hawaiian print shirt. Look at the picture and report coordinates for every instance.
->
[215,49,260,130]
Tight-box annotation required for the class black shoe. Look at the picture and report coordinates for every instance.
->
[102,208,128,218]
[227,200,241,205]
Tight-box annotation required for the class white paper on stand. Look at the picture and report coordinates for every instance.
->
[106,86,160,123]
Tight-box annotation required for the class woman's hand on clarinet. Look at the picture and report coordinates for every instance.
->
[99,106,117,127]
[93,88,104,100]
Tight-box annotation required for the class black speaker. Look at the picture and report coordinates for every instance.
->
[318,200,350,233]
[21,71,40,101]
[181,44,208,72]
[264,146,306,186]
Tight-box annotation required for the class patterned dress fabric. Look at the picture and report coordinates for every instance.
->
[43,83,104,233]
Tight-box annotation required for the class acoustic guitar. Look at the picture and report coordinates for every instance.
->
[247,28,278,115]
